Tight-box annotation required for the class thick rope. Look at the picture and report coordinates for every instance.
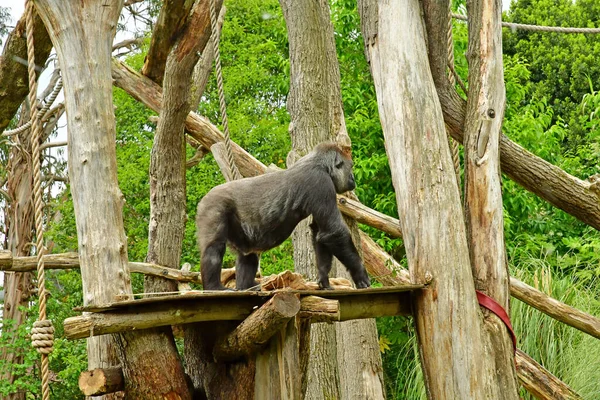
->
[447,2,461,189]
[209,0,241,180]
[25,2,53,400]
[452,13,600,34]
[2,77,63,137]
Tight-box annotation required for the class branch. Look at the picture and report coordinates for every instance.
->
[141,0,196,85]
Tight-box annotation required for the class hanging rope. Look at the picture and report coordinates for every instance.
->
[447,2,461,189]
[209,0,241,180]
[452,13,600,34]
[25,1,53,400]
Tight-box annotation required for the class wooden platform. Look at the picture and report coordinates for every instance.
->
[64,285,423,340]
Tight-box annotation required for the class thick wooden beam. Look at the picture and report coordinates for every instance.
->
[463,0,519,395]
[299,296,340,322]
[64,297,264,340]
[63,287,418,340]
[516,350,582,399]
[213,293,301,362]
[78,367,124,396]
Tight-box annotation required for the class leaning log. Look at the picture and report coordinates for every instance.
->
[510,278,600,339]
[213,292,301,362]
[79,368,124,396]
[516,350,582,400]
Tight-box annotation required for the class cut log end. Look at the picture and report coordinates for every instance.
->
[78,367,124,396]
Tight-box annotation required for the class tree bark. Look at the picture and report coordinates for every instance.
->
[358,0,500,398]
[280,0,385,398]
[0,12,53,133]
[1,105,35,400]
[463,0,519,397]
[32,1,142,399]
[141,0,195,85]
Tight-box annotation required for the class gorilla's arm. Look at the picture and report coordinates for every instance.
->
[310,195,371,289]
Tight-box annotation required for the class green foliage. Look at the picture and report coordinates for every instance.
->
[503,0,600,129]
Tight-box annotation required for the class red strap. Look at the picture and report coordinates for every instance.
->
[476,290,517,353]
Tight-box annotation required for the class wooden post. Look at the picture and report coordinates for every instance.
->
[255,318,302,400]
[462,0,519,396]
[357,0,499,397]
[33,3,133,399]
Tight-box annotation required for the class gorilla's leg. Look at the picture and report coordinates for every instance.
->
[201,241,227,290]
[311,222,334,289]
[313,225,370,289]
[236,253,260,290]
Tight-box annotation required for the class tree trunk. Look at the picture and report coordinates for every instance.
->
[463,0,518,396]
[117,1,224,398]
[280,0,385,398]
[0,11,52,133]
[357,0,499,398]
[1,106,35,400]
[33,1,140,398]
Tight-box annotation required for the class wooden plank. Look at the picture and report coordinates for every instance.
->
[76,285,423,312]
[64,297,265,340]
[64,288,417,340]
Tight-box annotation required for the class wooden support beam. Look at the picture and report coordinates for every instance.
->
[63,287,418,340]
[299,296,340,322]
[213,292,301,362]
[78,367,124,396]
[510,277,600,339]
[516,350,582,399]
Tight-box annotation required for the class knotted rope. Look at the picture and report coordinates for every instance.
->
[209,0,241,180]
[25,1,53,399]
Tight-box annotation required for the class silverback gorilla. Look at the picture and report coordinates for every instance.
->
[196,142,371,290]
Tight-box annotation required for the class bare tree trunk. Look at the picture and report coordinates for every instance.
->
[357,0,499,398]
[280,0,384,398]
[116,1,225,398]
[33,1,141,398]
[463,0,519,396]
[1,106,35,400]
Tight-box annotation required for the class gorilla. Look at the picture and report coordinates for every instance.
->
[196,142,371,291]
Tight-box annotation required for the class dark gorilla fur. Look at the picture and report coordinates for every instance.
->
[196,142,371,290]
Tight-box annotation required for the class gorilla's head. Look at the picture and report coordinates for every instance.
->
[312,142,356,194]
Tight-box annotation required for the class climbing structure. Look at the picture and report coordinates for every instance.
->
[2,0,600,399]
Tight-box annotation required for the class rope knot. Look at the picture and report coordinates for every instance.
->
[32,320,55,355]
